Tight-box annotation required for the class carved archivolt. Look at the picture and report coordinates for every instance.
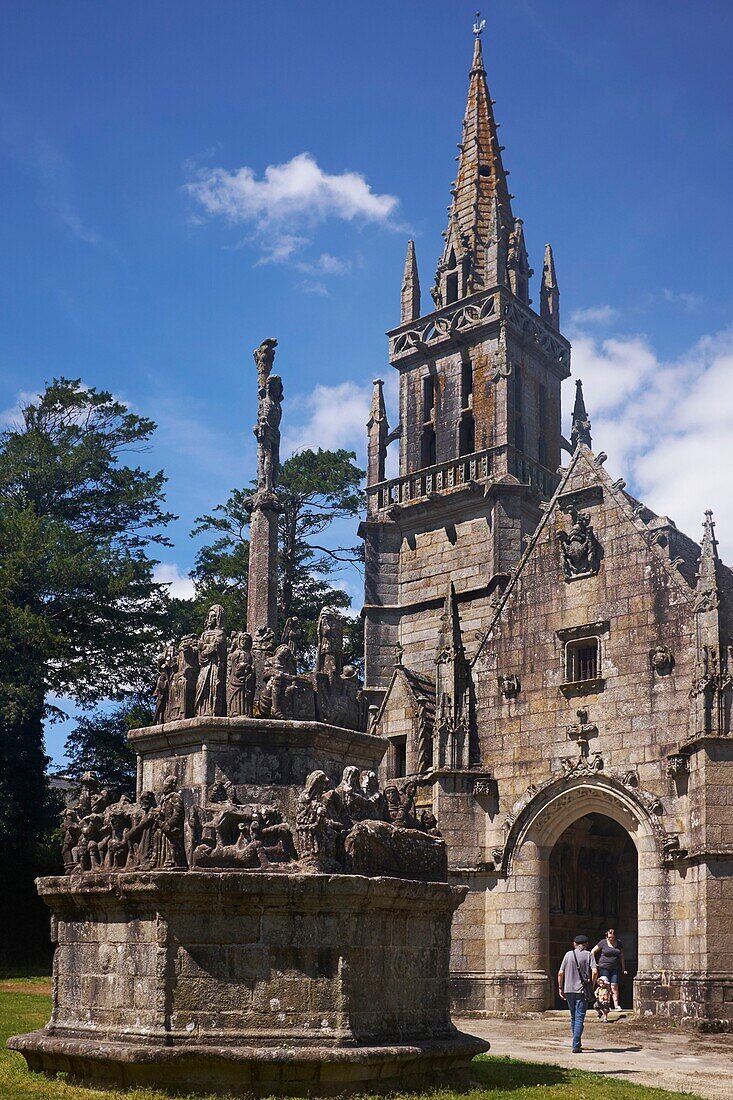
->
[497,772,670,878]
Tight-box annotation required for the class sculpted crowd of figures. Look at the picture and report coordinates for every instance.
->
[60,768,447,883]
[153,604,367,733]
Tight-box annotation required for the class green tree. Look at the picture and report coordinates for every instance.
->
[63,700,153,798]
[191,448,365,667]
[0,378,174,961]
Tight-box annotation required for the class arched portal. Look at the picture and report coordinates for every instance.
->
[549,813,637,1008]
[498,775,666,1013]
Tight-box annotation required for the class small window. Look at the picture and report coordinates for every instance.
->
[566,638,599,683]
[422,375,435,422]
[459,412,475,456]
[446,271,459,304]
[421,425,436,467]
[461,360,473,408]
[390,736,407,778]
[479,165,492,178]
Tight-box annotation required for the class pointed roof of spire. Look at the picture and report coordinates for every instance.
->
[437,581,466,661]
[695,510,721,600]
[436,15,514,295]
[367,378,386,428]
[401,239,421,323]
[542,243,558,291]
[570,379,592,450]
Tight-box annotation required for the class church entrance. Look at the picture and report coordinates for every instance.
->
[549,813,638,1008]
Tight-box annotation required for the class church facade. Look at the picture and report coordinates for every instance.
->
[362,25,733,1023]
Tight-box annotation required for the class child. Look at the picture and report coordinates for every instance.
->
[594,975,612,1021]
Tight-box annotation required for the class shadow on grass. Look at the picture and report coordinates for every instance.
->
[471,1056,569,1091]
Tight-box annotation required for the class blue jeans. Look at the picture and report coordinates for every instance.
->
[566,992,587,1050]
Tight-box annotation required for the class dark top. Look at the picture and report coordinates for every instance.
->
[595,937,623,970]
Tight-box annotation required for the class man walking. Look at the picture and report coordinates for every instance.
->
[558,933,595,1053]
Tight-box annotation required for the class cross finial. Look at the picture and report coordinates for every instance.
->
[473,10,486,37]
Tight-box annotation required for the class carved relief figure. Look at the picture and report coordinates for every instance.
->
[650,645,674,675]
[227,631,256,717]
[558,508,601,580]
[125,791,158,869]
[194,605,227,717]
[257,644,298,718]
[151,775,187,870]
[316,609,344,676]
[255,375,284,494]
[167,635,199,721]
[280,616,303,663]
[153,645,175,724]
[253,337,278,393]
[295,770,343,872]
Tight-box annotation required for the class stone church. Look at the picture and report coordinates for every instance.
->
[362,24,733,1022]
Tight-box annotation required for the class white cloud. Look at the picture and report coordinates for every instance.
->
[569,325,733,558]
[282,381,373,458]
[153,563,195,600]
[0,389,39,428]
[185,151,398,269]
[569,304,617,326]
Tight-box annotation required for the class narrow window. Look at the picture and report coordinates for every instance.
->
[421,425,436,467]
[459,412,475,456]
[566,639,599,683]
[446,272,459,304]
[390,736,407,778]
[422,375,435,422]
[461,360,473,408]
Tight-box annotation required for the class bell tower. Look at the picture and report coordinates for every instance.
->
[362,17,571,720]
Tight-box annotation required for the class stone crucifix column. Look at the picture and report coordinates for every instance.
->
[246,338,282,640]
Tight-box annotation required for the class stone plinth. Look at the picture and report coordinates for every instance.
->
[129,717,386,820]
[9,871,488,1095]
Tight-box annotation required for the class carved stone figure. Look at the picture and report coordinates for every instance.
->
[253,337,278,393]
[255,375,284,494]
[153,645,175,724]
[167,635,199,721]
[344,820,447,882]
[257,644,299,719]
[361,770,387,821]
[151,775,187,870]
[557,508,601,580]
[193,811,293,871]
[253,624,276,654]
[498,674,520,699]
[194,605,227,717]
[227,631,256,717]
[125,791,158,869]
[316,609,344,676]
[295,770,343,872]
[650,645,675,675]
[280,616,303,663]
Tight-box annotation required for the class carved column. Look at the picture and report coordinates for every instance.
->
[246,495,279,638]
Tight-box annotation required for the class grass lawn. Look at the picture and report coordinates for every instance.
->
[0,981,707,1100]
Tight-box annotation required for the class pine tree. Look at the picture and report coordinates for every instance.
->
[0,378,174,961]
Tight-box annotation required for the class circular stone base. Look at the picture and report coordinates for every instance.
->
[9,1030,489,1096]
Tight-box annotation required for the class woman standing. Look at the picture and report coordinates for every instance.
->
[592,927,628,1011]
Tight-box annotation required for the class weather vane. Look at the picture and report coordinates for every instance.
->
[473,10,486,37]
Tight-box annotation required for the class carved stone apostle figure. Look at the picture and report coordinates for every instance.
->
[167,634,199,721]
[125,791,158,870]
[558,507,601,580]
[255,375,283,494]
[227,631,256,717]
[316,608,344,676]
[194,605,228,717]
[295,770,342,872]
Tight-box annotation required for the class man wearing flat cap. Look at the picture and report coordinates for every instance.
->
[558,933,596,1053]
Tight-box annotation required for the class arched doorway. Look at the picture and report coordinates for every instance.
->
[549,813,637,1008]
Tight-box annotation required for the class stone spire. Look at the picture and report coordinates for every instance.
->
[366,378,389,486]
[689,511,731,738]
[435,582,470,770]
[540,243,560,329]
[432,17,514,307]
[570,379,592,450]
[400,240,421,323]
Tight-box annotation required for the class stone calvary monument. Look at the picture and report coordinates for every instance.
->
[9,336,488,1094]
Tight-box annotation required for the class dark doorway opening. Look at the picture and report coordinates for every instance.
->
[549,813,637,1009]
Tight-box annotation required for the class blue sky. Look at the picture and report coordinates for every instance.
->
[1,1,732,763]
